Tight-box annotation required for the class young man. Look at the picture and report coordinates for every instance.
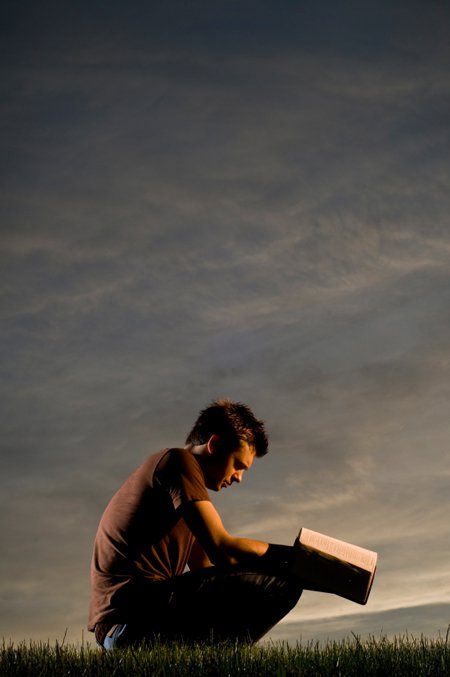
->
[88,399,303,649]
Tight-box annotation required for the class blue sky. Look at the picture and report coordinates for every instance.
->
[1,0,450,645]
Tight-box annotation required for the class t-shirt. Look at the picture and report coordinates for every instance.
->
[88,448,210,630]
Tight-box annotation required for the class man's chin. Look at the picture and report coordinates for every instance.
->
[205,480,222,492]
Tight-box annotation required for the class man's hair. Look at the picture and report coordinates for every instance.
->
[185,399,269,457]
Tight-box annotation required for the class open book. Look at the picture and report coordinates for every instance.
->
[290,528,378,605]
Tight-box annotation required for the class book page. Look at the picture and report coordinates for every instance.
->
[299,528,377,571]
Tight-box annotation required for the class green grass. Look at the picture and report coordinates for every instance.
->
[1,634,449,676]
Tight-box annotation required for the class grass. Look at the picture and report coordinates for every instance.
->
[1,633,450,676]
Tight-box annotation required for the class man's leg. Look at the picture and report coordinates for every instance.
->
[168,565,304,643]
[105,565,303,647]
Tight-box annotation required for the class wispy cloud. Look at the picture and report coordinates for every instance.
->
[1,0,450,645]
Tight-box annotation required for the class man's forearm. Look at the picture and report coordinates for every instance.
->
[225,537,269,564]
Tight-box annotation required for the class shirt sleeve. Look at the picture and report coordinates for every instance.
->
[155,448,210,510]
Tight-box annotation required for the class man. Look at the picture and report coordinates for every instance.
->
[88,399,303,649]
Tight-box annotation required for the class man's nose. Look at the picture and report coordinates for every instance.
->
[232,471,243,484]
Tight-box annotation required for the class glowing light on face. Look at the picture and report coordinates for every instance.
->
[207,441,256,491]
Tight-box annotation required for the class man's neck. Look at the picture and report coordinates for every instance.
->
[184,443,208,457]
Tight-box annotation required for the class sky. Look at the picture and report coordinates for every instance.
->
[1,0,450,647]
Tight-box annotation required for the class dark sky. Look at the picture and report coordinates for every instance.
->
[1,0,450,645]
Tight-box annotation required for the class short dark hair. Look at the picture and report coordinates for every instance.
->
[185,399,268,457]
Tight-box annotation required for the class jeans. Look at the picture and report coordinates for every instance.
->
[97,564,303,649]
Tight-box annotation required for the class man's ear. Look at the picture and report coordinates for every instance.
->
[206,434,222,455]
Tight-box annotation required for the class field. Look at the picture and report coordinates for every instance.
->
[1,634,449,676]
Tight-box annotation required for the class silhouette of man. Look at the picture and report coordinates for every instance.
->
[89,399,303,649]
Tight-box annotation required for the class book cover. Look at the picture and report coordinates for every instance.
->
[292,528,378,605]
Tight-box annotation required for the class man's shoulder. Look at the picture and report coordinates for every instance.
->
[154,447,200,474]
[155,448,209,504]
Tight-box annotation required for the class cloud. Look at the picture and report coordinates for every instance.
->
[1,0,450,645]
[264,602,450,645]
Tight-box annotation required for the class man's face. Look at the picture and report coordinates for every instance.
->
[204,439,256,492]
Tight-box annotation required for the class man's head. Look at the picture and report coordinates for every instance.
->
[185,399,268,458]
[185,399,268,491]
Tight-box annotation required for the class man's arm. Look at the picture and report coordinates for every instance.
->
[183,500,269,567]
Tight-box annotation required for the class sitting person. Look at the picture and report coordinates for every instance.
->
[88,399,304,649]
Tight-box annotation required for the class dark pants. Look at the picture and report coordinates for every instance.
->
[97,565,303,649]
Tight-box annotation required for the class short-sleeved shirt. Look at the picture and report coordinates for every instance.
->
[88,448,210,630]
